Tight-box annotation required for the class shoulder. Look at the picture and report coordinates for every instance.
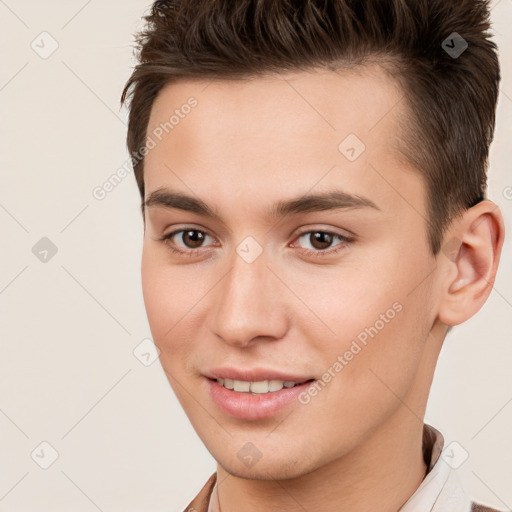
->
[471,501,507,512]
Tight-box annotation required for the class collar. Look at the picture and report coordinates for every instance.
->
[187,423,474,512]
[398,423,472,512]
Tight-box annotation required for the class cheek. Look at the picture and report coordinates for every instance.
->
[291,288,432,463]
[141,250,200,413]
[298,246,434,398]
[294,258,421,351]
[140,245,212,379]
[141,247,187,356]
[141,249,171,337]
[141,244,197,330]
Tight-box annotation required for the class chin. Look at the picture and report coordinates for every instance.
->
[222,463,307,481]
[216,451,321,481]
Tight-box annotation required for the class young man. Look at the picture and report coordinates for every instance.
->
[121,0,506,510]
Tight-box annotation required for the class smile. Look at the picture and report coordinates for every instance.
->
[206,377,316,420]
[216,378,312,394]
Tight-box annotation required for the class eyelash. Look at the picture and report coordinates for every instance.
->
[158,228,354,258]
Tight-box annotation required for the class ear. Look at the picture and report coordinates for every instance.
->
[437,200,505,326]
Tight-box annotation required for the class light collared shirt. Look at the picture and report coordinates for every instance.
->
[184,423,503,512]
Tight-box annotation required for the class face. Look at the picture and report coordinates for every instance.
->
[141,65,443,479]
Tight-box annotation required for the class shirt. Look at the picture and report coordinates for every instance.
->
[183,423,504,512]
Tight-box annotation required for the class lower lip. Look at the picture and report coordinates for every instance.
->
[205,378,314,420]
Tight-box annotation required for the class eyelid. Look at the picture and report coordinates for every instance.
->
[292,225,355,241]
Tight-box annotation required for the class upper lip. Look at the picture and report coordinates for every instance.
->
[204,367,315,383]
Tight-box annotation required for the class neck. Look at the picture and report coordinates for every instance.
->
[214,410,428,512]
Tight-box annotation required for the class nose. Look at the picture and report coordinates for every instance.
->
[209,247,289,348]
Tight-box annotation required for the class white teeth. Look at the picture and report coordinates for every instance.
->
[233,380,250,392]
[268,379,284,392]
[216,378,305,394]
[249,381,269,393]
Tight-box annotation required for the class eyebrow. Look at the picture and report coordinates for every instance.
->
[143,187,380,221]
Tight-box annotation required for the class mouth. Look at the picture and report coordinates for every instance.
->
[205,376,317,420]
[210,377,315,394]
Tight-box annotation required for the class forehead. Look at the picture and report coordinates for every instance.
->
[143,64,422,219]
[146,63,405,147]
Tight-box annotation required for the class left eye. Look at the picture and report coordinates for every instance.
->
[294,231,347,252]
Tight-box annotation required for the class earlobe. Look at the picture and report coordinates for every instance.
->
[438,200,505,327]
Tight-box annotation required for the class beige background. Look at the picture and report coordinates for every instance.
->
[0,1,511,511]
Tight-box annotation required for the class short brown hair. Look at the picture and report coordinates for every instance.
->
[120,0,500,254]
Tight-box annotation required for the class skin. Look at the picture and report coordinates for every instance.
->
[140,64,504,511]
